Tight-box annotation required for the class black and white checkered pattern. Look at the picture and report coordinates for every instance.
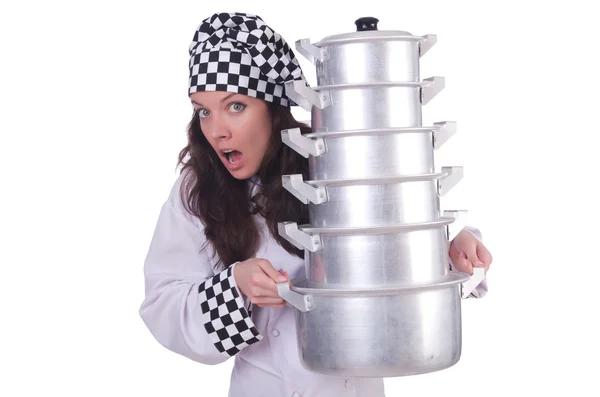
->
[188,12,306,107]
[198,264,262,356]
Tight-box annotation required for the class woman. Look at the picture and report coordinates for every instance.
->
[139,12,493,397]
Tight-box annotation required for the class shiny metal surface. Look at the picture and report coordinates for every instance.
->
[309,131,434,180]
[289,273,467,377]
[282,166,463,210]
[297,215,456,235]
[315,40,420,86]
[282,122,457,180]
[277,215,460,261]
[304,226,450,287]
[307,177,441,228]
[311,84,423,132]
[276,17,474,378]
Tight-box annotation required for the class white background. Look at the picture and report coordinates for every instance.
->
[1,0,598,396]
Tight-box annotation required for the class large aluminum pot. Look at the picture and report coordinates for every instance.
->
[280,17,454,183]
[284,17,444,124]
[300,17,434,87]
[300,223,449,288]
[310,81,442,132]
[276,268,485,377]
[279,210,467,288]
[275,16,480,378]
[281,168,463,229]
[281,122,456,181]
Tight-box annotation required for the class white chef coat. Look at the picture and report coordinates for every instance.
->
[139,170,488,397]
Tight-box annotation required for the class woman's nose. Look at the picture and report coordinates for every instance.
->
[205,118,232,140]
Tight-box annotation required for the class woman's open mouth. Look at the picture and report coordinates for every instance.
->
[222,149,244,170]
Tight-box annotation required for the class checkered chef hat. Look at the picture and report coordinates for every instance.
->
[188,12,306,107]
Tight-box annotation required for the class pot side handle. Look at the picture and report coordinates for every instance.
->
[281,127,326,158]
[432,121,457,149]
[460,267,486,299]
[295,38,327,64]
[421,76,445,105]
[442,210,486,297]
[438,166,463,196]
[284,79,332,112]
[419,34,437,57]
[277,282,315,312]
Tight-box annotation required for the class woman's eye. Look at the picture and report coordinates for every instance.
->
[229,102,246,112]
[198,109,210,118]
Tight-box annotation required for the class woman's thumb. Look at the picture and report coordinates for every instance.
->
[258,259,287,282]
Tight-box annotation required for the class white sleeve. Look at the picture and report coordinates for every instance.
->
[138,175,262,365]
[449,225,489,299]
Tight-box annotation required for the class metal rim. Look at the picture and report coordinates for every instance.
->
[297,216,455,235]
[304,172,447,187]
[314,32,423,47]
[312,81,425,92]
[304,125,440,139]
[290,271,470,296]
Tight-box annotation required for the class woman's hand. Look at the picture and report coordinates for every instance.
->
[233,258,289,308]
[449,230,493,275]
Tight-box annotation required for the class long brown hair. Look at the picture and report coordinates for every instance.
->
[177,101,311,270]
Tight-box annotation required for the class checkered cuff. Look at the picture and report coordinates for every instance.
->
[198,264,262,356]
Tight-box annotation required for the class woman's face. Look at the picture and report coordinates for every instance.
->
[190,91,273,180]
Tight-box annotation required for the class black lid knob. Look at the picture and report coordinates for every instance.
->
[355,17,379,31]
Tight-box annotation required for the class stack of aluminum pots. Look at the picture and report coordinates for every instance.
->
[276,17,484,378]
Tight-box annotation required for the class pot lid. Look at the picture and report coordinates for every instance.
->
[314,17,424,46]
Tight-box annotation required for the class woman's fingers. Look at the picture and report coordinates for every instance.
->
[249,285,281,299]
[253,297,286,307]
[249,271,279,295]
[458,251,474,275]
[476,243,493,271]
[256,259,288,283]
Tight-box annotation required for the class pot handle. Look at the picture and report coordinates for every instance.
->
[281,127,326,158]
[421,76,445,105]
[432,121,457,149]
[443,209,468,241]
[284,79,332,112]
[443,210,487,298]
[460,267,486,299]
[277,282,315,312]
[419,34,437,57]
[295,38,327,64]
[277,221,323,252]
[281,174,329,205]
[438,166,463,196]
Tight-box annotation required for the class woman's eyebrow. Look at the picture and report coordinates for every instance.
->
[191,93,238,107]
